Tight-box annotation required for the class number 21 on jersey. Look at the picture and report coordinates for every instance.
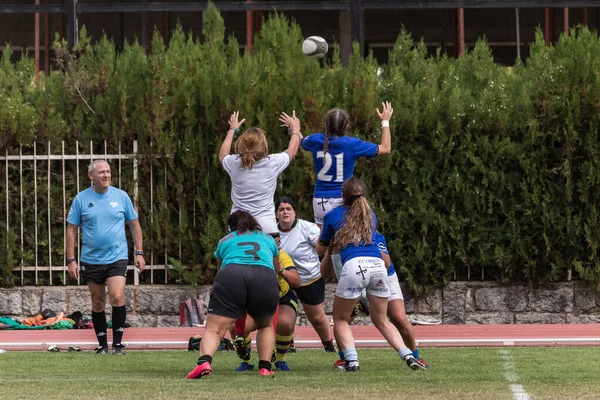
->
[317,151,344,182]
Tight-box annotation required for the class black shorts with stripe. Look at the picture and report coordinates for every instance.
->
[279,289,299,313]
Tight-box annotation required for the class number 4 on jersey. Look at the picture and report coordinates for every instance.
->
[317,151,344,182]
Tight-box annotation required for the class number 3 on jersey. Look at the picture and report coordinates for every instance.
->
[237,242,261,261]
[317,151,344,182]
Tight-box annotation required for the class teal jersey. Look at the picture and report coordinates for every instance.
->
[214,230,279,270]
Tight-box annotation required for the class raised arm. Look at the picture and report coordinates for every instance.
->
[219,111,246,163]
[375,101,393,155]
[279,110,303,160]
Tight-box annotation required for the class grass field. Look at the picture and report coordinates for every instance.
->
[1,347,599,399]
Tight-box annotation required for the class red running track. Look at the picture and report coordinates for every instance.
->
[1,324,599,351]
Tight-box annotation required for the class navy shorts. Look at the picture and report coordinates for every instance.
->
[208,264,279,320]
[294,277,325,306]
[80,259,128,284]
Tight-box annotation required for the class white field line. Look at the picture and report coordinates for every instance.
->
[1,337,600,348]
[499,349,531,400]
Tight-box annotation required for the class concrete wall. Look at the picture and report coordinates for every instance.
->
[1,281,599,327]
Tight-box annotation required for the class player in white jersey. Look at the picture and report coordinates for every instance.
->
[219,111,302,234]
[275,197,337,354]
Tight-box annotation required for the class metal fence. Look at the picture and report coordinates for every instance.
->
[0,140,175,286]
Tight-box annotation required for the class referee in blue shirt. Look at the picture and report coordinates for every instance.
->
[66,160,145,355]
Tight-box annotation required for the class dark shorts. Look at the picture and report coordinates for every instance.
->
[279,290,299,313]
[208,264,279,320]
[80,259,128,284]
[294,277,325,306]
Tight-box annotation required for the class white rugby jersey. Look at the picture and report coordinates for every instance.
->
[222,152,291,222]
[279,218,322,285]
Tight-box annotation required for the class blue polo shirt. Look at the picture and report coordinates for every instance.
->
[67,186,138,264]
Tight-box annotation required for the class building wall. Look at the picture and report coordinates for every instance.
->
[1,3,599,68]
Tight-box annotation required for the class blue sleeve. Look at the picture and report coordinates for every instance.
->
[301,135,315,151]
[374,233,388,254]
[66,196,82,225]
[319,211,336,244]
[353,137,379,158]
[214,240,223,260]
[122,191,138,222]
[270,236,280,257]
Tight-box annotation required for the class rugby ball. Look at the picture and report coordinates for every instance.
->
[302,36,328,58]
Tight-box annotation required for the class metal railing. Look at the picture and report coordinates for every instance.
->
[0,140,175,286]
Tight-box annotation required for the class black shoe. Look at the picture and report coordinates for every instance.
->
[323,342,337,353]
[112,344,126,355]
[404,355,427,370]
[341,361,360,372]
[288,340,297,353]
[234,335,251,361]
[94,346,109,355]
[357,296,370,316]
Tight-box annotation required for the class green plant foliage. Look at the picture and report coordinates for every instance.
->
[0,7,599,292]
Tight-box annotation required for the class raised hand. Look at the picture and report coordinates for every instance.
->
[376,101,394,121]
[228,111,246,130]
[279,110,301,134]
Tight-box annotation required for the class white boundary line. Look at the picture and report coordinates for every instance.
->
[500,349,531,400]
[1,337,600,348]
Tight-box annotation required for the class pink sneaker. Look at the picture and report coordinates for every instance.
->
[185,361,212,379]
[259,368,275,376]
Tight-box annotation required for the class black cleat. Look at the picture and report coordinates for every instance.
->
[95,346,109,355]
[112,344,126,355]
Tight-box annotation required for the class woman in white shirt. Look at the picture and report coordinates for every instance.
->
[219,111,302,234]
[276,197,337,353]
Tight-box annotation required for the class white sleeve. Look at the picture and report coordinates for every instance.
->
[221,155,237,174]
[305,220,321,247]
[269,152,291,174]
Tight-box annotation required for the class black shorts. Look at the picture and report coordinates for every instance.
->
[293,277,325,306]
[80,259,128,284]
[279,290,299,313]
[208,264,279,320]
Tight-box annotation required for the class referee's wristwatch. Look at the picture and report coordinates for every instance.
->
[135,250,145,256]
[66,257,76,264]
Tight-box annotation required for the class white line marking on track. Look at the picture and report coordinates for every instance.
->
[499,349,531,400]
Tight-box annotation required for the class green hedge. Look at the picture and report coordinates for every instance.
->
[1,4,600,291]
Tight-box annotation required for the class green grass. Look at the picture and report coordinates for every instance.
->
[1,347,599,399]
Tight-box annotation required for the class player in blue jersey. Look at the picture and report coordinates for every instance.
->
[374,231,429,369]
[186,211,280,379]
[66,160,145,356]
[301,102,393,227]
[315,177,422,372]
[303,103,393,317]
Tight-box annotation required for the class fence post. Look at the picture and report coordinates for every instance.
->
[133,140,139,286]
[67,0,78,50]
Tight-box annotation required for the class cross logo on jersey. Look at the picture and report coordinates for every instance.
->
[110,202,119,208]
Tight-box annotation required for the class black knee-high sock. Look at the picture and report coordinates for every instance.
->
[112,305,126,346]
[92,311,108,348]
